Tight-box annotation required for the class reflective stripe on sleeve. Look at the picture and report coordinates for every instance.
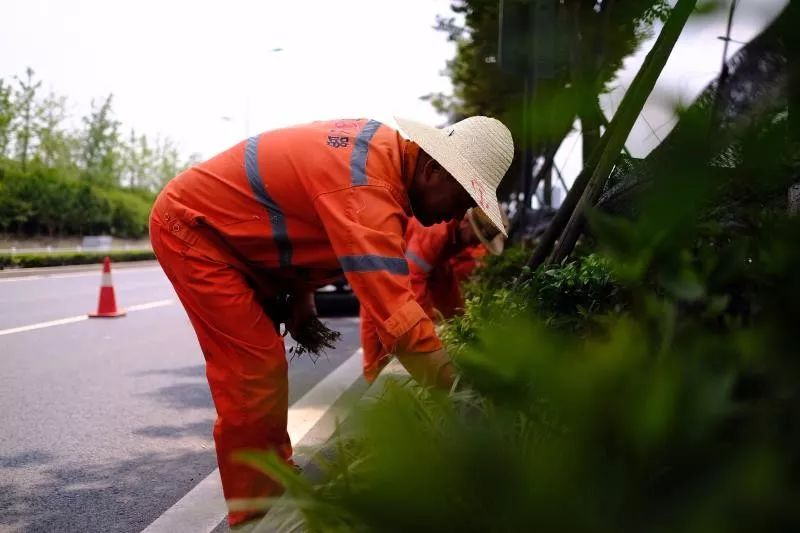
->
[339,254,409,275]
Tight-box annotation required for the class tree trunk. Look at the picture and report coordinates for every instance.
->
[580,97,605,167]
[20,105,30,172]
[524,137,607,270]
[537,144,559,207]
[543,165,553,207]
[788,0,800,215]
[788,0,799,147]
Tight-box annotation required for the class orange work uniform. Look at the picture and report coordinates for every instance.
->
[449,244,488,289]
[150,119,441,526]
[429,244,487,317]
[360,217,483,381]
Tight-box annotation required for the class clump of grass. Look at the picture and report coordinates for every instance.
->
[288,316,341,362]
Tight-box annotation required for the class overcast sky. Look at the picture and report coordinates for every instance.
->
[2,0,455,158]
[1,0,789,175]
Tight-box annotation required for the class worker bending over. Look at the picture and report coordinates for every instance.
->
[150,116,513,527]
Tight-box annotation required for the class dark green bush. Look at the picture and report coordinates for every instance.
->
[0,158,153,238]
[0,250,155,269]
[440,251,623,352]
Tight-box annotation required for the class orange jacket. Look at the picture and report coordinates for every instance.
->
[361,220,487,381]
[161,119,441,355]
[405,219,488,319]
[405,218,460,318]
[450,244,487,282]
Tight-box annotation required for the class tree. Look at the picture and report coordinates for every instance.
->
[0,71,182,239]
[81,94,120,185]
[13,67,42,170]
[0,78,14,157]
[34,91,75,170]
[425,0,670,207]
[119,128,154,189]
[151,135,181,190]
[0,162,38,235]
[31,167,70,237]
[422,2,513,122]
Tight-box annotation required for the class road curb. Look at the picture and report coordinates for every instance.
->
[254,359,410,533]
[0,260,159,278]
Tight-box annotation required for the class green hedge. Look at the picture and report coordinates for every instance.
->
[0,249,155,269]
[0,159,155,238]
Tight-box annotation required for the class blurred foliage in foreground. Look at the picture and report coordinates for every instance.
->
[241,123,800,531]
[246,153,799,532]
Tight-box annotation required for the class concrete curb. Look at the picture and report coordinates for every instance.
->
[253,360,411,533]
[0,260,159,278]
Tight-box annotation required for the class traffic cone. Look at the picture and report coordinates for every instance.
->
[88,256,126,318]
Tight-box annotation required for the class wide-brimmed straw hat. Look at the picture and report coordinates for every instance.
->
[394,115,514,236]
[467,207,508,256]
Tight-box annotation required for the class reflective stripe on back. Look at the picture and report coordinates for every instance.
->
[350,120,382,186]
[405,250,433,273]
[245,135,292,267]
[339,254,409,275]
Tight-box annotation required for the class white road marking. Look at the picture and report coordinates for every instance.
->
[0,266,161,283]
[0,275,44,283]
[141,348,364,533]
[0,299,175,337]
[0,315,88,336]
[127,299,175,312]
[286,348,362,444]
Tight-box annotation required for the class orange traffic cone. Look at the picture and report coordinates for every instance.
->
[89,256,126,318]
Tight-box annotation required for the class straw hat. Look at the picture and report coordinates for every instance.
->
[467,207,508,256]
[394,115,514,236]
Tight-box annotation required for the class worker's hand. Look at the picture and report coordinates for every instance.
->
[286,290,317,339]
[396,348,457,390]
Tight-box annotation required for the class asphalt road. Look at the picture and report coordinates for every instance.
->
[0,265,363,532]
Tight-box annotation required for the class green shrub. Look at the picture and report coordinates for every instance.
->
[0,250,155,269]
[105,189,152,238]
[440,251,623,353]
[240,194,800,533]
[0,158,154,238]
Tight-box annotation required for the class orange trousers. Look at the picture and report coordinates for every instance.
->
[150,198,291,527]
